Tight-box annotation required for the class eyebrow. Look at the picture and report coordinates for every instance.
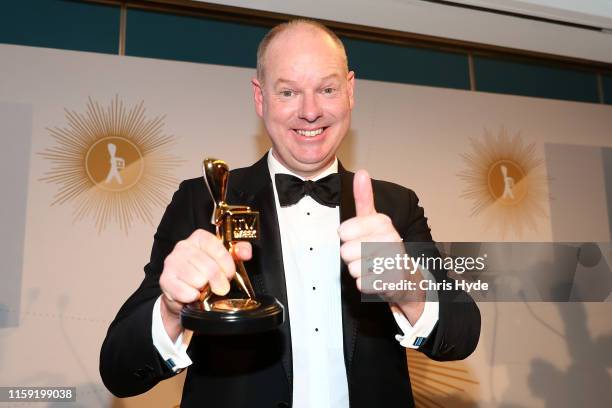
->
[274,74,342,88]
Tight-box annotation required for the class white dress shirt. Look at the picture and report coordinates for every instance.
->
[151,150,439,407]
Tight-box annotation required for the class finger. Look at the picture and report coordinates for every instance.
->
[162,274,201,305]
[354,169,376,217]
[341,233,402,264]
[359,274,381,295]
[187,228,214,247]
[338,213,397,242]
[207,267,231,296]
[347,256,384,280]
[190,230,236,279]
[182,253,231,296]
[230,241,252,263]
[348,259,361,279]
[340,240,362,264]
[178,259,229,297]
[168,240,216,287]
[184,250,223,287]
[210,244,236,280]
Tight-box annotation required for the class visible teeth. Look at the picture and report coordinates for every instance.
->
[296,128,324,137]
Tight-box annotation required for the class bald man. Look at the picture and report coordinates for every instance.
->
[100,20,480,408]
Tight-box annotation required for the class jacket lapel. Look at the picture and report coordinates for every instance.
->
[339,163,359,377]
[227,154,293,385]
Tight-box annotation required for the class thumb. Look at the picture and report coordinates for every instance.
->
[354,169,376,216]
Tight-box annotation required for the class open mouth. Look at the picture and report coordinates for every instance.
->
[293,127,328,137]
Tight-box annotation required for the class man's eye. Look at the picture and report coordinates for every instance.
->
[322,87,336,94]
[280,90,294,97]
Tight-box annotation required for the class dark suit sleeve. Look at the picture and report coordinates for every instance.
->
[381,185,481,361]
[99,180,200,397]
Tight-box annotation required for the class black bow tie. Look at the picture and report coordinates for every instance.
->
[275,173,341,208]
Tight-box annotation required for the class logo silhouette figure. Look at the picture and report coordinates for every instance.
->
[501,165,515,200]
[105,143,125,184]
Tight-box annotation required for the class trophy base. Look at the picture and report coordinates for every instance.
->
[181,295,284,335]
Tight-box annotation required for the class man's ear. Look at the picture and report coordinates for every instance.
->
[347,71,355,109]
[251,77,264,118]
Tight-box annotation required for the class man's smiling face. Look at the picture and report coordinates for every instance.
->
[252,24,355,178]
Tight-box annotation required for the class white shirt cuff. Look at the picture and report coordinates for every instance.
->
[152,296,193,372]
[390,267,440,349]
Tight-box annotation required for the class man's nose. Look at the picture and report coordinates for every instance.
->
[298,92,323,123]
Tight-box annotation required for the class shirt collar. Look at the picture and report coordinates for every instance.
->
[267,149,338,182]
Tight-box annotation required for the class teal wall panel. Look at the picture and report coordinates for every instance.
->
[125,9,266,68]
[0,0,119,54]
[0,1,607,104]
[474,56,599,103]
[602,75,612,105]
[342,37,470,89]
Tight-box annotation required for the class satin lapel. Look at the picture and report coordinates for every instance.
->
[251,182,293,384]
[339,163,359,375]
[227,155,293,385]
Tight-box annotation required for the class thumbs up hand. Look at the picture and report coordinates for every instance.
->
[338,170,402,292]
[338,170,426,323]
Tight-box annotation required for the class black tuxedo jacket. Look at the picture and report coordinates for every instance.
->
[100,155,481,408]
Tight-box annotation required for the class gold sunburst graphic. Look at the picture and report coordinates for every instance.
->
[407,349,480,407]
[458,128,549,238]
[40,96,183,233]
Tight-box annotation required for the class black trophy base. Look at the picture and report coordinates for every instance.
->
[181,295,284,335]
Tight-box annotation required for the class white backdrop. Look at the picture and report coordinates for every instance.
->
[1,43,611,407]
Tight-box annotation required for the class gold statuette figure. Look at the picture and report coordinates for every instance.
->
[181,158,284,335]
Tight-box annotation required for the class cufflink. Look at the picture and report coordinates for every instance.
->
[164,358,176,370]
[164,358,185,373]
[413,336,427,347]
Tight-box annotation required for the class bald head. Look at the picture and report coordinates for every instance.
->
[256,19,348,83]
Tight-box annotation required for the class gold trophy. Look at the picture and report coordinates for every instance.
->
[181,158,284,334]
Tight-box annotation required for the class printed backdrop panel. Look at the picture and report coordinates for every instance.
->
[1,43,611,407]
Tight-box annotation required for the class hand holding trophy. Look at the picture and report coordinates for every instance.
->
[180,158,284,335]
